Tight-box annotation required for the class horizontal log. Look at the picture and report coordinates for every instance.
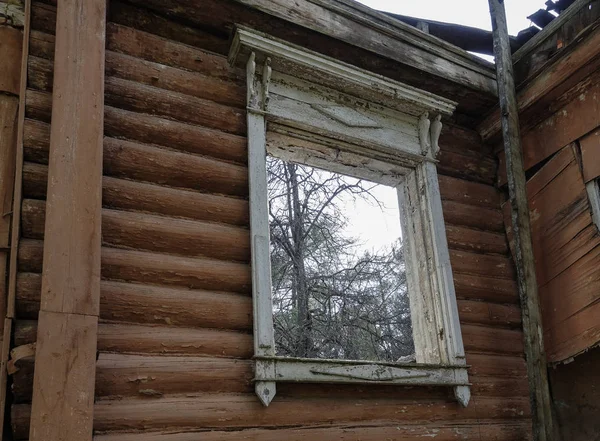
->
[23,118,249,197]
[108,2,230,57]
[446,225,508,255]
[28,30,55,60]
[31,1,56,35]
[106,51,245,109]
[11,394,530,438]
[21,199,250,262]
[24,89,51,122]
[105,76,246,136]
[29,43,245,109]
[30,3,234,70]
[453,272,518,304]
[104,106,247,165]
[27,56,247,136]
[104,136,249,197]
[18,239,251,294]
[438,175,502,208]
[105,21,238,78]
[16,270,511,332]
[442,200,505,233]
[12,354,254,403]
[449,250,515,280]
[437,149,496,185]
[25,88,247,165]
[92,422,532,441]
[457,299,521,328]
[462,324,524,355]
[15,272,252,330]
[14,320,253,358]
[22,162,249,227]
[466,353,527,378]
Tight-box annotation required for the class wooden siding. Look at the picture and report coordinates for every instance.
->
[502,86,600,362]
[9,1,530,440]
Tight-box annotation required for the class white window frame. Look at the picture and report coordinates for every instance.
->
[586,179,600,231]
[229,26,470,408]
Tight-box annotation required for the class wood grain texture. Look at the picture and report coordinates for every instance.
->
[21,199,251,262]
[22,161,250,227]
[28,311,98,440]
[16,272,253,331]
[18,239,251,295]
[0,26,23,95]
[28,1,106,440]
[38,0,105,315]
[13,3,534,440]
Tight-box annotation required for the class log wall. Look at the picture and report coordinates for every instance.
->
[8,1,531,439]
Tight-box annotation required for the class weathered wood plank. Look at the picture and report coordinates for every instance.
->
[29,311,98,440]
[497,79,600,182]
[488,2,554,440]
[539,243,600,346]
[28,0,106,439]
[0,26,23,95]
[457,300,521,328]
[504,155,600,287]
[544,297,600,363]
[479,20,600,143]
[92,422,532,441]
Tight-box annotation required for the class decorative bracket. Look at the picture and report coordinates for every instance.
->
[418,112,443,159]
[246,51,272,112]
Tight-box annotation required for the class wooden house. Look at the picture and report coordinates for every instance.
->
[0,0,598,440]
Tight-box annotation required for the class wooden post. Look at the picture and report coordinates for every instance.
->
[488,1,554,440]
[0,2,28,439]
[28,0,106,440]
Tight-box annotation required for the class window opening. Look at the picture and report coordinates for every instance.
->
[267,156,414,363]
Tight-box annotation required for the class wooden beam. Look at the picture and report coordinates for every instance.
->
[28,0,106,439]
[0,2,29,440]
[487,1,555,441]
[231,0,497,95]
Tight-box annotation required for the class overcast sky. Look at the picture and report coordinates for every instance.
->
[356,0,549,36]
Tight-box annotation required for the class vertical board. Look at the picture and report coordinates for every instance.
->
[39,0,105,315]
[28,0,106,440]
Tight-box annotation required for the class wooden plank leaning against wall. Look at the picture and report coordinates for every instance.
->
[0,0,27,438]
[9,1,531,440]
[25,0,107,440]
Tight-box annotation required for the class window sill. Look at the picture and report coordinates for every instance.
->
[254,356,470,407]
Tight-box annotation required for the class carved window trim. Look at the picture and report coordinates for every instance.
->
[229,26,470,408]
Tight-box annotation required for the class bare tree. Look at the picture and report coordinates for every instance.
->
[268,156,414,362]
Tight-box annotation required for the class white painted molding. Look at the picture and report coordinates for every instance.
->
[230,25,457,117]
[586,180,600,232]
[234,26,469,408]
